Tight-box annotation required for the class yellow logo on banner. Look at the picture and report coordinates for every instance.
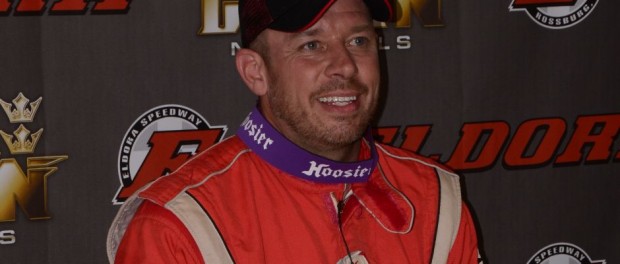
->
[0,93,41,123]
[0,125,42,155]
[0,93,67,222]
[198,0,444,35]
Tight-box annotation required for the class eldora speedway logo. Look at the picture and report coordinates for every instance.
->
[113,104,226,204]
[509,0,599,29]
[527,242,606,264]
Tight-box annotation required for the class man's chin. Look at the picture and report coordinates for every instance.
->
[320,127,367,145]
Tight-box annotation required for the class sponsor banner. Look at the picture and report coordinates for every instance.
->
[113,104,227,204]
[0,0,129,14]
[527,242,606,264]
[509,0,599,29]
[0,0,617,263]
[197,0,446,54]
[374,114,620,172]
[0,92,68,246]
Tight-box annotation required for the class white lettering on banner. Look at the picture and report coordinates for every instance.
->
[301,161,370,178]
[0,230,16,245]
[396,35,412,49]
[241,115,274,150]
[140,107,204,127]
[233,35,413,55]
[119,129,138,180]
[510,0,598,29]
[527,242,606,264]
[534,5,590,27]
[378,35,413,51]
[535,245,586,262]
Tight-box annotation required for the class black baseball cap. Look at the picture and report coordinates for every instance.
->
[239,0,393,47]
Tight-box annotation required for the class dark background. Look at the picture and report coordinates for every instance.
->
[0,0,617,263]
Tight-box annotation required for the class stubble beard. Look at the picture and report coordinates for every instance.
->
[266,75,376,152]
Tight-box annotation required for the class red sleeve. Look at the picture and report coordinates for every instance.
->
[447,203,481,264]
[114,200,204,264]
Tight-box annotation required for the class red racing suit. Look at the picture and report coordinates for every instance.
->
[107,136,480,263]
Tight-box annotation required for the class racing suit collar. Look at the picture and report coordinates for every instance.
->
[237,107,379,184]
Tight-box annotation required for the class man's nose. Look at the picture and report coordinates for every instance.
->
[324,45,358,80]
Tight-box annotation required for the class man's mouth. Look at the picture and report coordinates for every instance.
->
[318,96,357,106]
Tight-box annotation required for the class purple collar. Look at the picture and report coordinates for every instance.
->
[236,107,378,184]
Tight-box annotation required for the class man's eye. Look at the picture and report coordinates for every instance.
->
[350,37,368,47]
[303,41,320,50]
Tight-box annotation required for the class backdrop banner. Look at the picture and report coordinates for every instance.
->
[0,0,617,263]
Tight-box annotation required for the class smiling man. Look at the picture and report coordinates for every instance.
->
[107,0,481,263]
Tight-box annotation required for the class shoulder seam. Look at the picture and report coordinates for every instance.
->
[375,144,458,179]
[169,148,253,203]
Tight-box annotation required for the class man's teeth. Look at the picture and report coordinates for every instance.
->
[318,96,357,105]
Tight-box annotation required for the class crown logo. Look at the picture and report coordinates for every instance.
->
[0,124,43,154]
[0,93,42,123]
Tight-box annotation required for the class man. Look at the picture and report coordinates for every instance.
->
[107,0,481,263]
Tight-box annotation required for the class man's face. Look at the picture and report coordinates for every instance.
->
[259,0,381,155]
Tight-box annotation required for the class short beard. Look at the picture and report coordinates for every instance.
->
[266,73,375,151]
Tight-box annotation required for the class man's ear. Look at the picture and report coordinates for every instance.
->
[235,48,268,96]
